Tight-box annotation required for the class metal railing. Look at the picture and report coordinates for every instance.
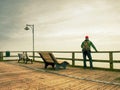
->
[0,51,120,71]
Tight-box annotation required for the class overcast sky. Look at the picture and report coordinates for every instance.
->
[0,0,120,51]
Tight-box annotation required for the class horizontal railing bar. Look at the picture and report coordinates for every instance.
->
[4,55,120,63]
[56,58,110,62]
[113,61,120,63]
[0,50,120,70]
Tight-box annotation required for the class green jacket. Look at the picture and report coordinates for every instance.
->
[81,40,97,52]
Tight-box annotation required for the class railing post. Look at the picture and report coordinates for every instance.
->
[0,52,3,60]
[109,52,113,70]
[72,52,75,66]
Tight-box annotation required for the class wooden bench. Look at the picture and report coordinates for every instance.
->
[18,52,33,64]
[18,53,25,63]
[38,52,69,70]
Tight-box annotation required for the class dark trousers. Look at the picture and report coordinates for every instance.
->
[82,50,93,68]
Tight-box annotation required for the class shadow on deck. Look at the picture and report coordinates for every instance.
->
[0,61,120,90]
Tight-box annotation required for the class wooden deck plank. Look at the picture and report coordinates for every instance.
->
[0,61,120,90]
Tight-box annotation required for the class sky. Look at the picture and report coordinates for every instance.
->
[0,0,120,51]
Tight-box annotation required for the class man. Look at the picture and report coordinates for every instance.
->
[81,36,98,69]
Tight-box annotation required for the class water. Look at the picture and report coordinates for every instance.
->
[53,53,120,69]
[2,52,120,69]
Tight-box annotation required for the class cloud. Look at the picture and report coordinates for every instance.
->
[0,0,120,51]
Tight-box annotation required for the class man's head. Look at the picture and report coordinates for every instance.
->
[85,36,89,40]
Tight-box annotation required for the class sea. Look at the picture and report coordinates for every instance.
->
[3,51,120,69]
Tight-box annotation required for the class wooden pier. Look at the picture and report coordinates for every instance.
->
[0,61,119,90]
[0,51,120,89]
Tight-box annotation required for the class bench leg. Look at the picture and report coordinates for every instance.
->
[52,64,55,69]
[31,59,33,64]
[45,63,48,69]
[63,65,66,69]
[55,64,60,70]
[18,59,20,63]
